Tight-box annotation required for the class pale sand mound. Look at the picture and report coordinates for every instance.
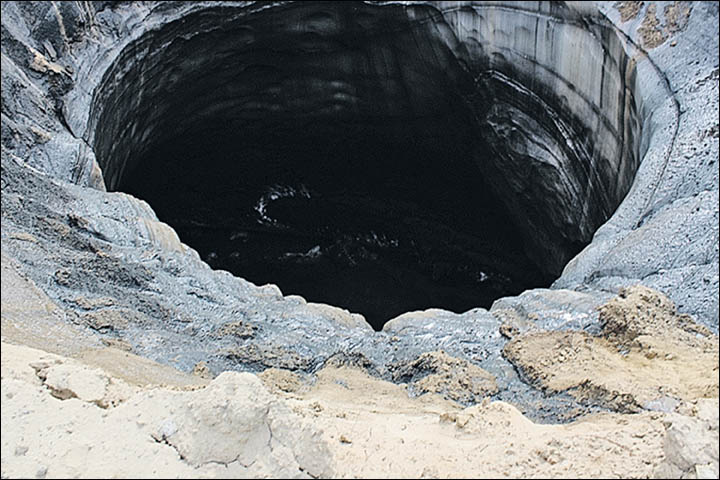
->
[503,285,719,410]
[1,342,333,479]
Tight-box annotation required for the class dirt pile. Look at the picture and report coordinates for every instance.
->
[503,285,719,411]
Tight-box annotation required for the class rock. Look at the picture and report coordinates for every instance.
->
[211,320,256,340]
[322,351,376,372]
[191,361,213,379]
[304,302,372,331]
[491,288,611,337]
[599,285,716,350]
[28,48,67,75]
[653,398,719,479]
[6,343,137,408]
[258,367,306,394]
[143,371,334,476]
[40,363,109,402]
[638,3,668,48]
[225,344,315,372]
[156,372,271,465]
[8,232,39,244]
[100,337,133,351]
[135,217,186,254]
[615,1,645,22]
[391,351,498,404]
[68,296,116,310]
[80,308,134,331]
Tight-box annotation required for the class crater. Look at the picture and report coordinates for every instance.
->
[88,2,642,331]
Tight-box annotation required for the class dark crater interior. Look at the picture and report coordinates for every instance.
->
[123,106,550,330]
[91,2,641,330]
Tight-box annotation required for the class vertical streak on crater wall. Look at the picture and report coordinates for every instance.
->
[438,3,642,275]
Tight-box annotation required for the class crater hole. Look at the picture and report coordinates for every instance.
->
[91,2,641,330]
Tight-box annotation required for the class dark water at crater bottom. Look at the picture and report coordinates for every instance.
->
[124,120,551,330]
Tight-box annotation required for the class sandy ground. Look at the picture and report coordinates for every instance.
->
[1,256,719,478]
[2,340,718,479]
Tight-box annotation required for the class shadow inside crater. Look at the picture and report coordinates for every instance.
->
[93,1,641,330]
